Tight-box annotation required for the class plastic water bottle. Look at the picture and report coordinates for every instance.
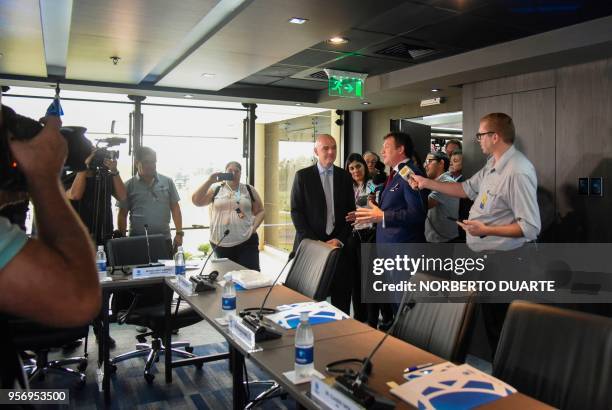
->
[222,273,236,318]
[295,311,314,379]
[174,246,186,276]
[95,245,107,274]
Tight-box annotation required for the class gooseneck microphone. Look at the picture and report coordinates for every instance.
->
[136,223,163,267]
[239,250,296,342]
[197,228,230,277]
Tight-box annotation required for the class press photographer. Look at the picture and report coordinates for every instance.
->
[64,131,127,246]
[0,86,100,387]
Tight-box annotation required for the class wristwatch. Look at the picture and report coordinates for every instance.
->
[175,230,185,236]
[109,170,120,176]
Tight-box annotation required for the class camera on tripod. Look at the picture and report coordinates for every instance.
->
[89,147,120,170]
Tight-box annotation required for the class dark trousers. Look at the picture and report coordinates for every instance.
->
[343,228,375,321]
[214,233,260,271]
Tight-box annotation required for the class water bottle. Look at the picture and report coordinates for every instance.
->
[222,273,236,318]
[174,246,186,276]
[95,245,107,274]
[295,311,314,379]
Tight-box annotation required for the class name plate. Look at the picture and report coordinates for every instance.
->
[175,275,194,296]
[132,265,175,278]
[228,315,256,350]
[311,377,364,410]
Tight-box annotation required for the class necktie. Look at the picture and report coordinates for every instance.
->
[322,169,334,235]
[385,169,396,188]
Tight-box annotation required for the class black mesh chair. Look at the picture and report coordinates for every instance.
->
[284,239,340,300]
[9,317,89,387]
[493,301,612,410]
[391,274,476,363]
[245,239,340,409]
[106,235,205,383]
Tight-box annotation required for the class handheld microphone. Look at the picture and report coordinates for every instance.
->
[197,228,230,277]
[240,251,296,342]
[397,162,415,183]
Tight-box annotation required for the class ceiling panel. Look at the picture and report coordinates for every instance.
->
[324,54,413,76]
[279,49,341,67]
[66,0,218,83]
[408,14,532,50]
[256,64,309,77]
[239,74,283,85]
[310,29,394,53]
[0,0,47,77]
[158,0,406,91]
[270,78,329,90]
[356,2,456,35]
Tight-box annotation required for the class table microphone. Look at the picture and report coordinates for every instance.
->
[196,228,230,277]
[240,251,295,342]
[136,223,163,267]
[333,287,412,409]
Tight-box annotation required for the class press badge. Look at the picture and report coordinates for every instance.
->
[479,191,488,210]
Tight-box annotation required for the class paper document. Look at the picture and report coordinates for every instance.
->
[391,364,516,410]
[228,270,275,289]
[268,301,349,330]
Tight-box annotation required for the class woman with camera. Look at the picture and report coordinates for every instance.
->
[192,161,264,270]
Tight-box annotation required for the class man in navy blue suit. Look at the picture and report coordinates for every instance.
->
[355,132,426,244]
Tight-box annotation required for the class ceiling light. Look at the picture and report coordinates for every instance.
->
[184,94,193,98]
[328,36,349,45]
[295,103,302,106]
[200,73,216,78]
[362,102,371,105]
[289,17,308,24]
[431,88,441,92]
[109,56,120,65]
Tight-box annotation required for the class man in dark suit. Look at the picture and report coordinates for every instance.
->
[290,134,355,313]
[355,132,426,244]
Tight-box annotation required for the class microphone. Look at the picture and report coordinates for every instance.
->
[397,162,415,183]
[196,228,230,277]
[136,223,163,267]
[333,286,412,408]
[240,251,296,342]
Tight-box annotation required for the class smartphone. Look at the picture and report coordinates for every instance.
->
[217,172,234,181]
[356,194,369,207]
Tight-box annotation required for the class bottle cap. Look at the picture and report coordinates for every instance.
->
[97,245,104,251]
[177,246,184,252]
[300,311,309,322]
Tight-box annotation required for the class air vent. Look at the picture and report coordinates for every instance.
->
[309,70,328,80]
[375,43,436,60]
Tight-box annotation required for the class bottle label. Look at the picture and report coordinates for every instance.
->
[175,265,186,275]
[295,346,314,365]
[97,261,106,272]
[222,296,236,311]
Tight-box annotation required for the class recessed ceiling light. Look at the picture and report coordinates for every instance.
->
[201,73,216,78]
[362,102,371,105]
[295,103,302,106]
[184,94,193,98]
[328,36,349,45]
[289,17,308,24]
[431,88,441,92]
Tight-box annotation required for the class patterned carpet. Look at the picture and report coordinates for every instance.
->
[28,323,297,410]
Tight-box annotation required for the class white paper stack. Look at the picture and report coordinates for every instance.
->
[267,301,349,330]
[228,270,275,289]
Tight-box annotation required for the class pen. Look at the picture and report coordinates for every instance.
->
[403,362,434,373]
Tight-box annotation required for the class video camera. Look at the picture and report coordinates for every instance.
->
[0,104,124,192]
[89,138,124,170]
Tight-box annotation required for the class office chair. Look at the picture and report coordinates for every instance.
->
[106,235,205,383]
[10,317,89,387]
[493,301,612,410]
[245,239,340,409]
[391,273,476,363]
[283,239,340,300]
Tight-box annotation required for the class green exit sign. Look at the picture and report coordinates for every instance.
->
[326,69,367,99]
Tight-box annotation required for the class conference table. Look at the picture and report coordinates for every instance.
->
[163,259,554,410]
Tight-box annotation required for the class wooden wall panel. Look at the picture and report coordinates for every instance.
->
[474,70,556,98]
[555,58,612,241]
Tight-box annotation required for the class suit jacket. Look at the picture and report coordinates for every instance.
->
[376,160,426,243]
[290,164,355,251]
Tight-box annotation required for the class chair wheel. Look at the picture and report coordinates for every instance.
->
[110,364,117,374]
[77,359,88,371]
[144,373,155,384]
[185,346,194,353]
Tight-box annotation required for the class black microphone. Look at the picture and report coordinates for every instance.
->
[136,223,163,267]
[333,286,412,408]
[240,251,296,342]
[196,228,230,277]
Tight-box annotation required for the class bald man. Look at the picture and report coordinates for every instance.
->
[290,134,355,313]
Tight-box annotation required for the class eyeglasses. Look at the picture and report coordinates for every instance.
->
[475,131,495,142]
[424,158,440,165]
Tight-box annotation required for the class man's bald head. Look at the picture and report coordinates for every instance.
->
[314,134,337,168]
